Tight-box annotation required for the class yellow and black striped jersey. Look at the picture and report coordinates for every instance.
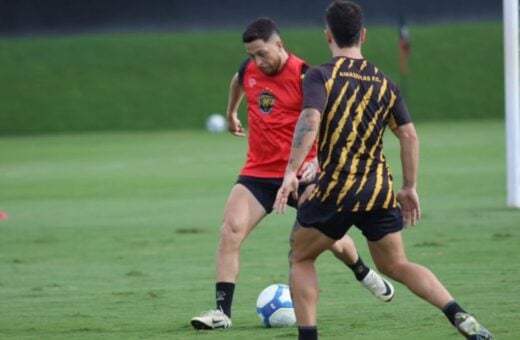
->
[302,56,412,212]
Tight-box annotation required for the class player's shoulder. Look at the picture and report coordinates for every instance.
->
[237,58,253,86]
[378,68,400,93]
[305,66,326,78]
[289,53,308,66]
[286,53,310,74]
[239,58,253,73]
[366,61,403,101]
[304,59,337,80]
[300,66,328,88]
[366,60,396,85]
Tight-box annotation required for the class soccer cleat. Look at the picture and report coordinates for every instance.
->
[360,269,394,302]
[191,308,232,330]
[454,312,493,339]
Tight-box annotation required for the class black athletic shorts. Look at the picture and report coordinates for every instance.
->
[236,176,315,214]
[297,199,403,241]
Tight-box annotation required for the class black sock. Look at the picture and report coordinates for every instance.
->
[215,282,235,318]
[298,326,318,340]
[442,301,466,326]
[347,255,370,281]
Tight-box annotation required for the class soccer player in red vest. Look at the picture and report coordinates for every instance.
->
[191,17,394,330]
[274,1,492,339]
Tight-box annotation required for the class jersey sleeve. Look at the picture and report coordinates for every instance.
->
[237,58,251,87]
[387,81,412,129]
[390,91,412,127]
[391,96,412,125]
[302,67,327,113]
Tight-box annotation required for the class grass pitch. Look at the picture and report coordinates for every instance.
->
[0,120,519,339]
[0,22,502,134]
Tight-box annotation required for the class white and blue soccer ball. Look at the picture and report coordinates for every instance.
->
[205,113,226,133]
[256,283,296,328]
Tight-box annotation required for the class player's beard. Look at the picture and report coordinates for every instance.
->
[260,56,282,76]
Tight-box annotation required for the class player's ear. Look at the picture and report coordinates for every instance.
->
[324,29,332,44]
[360,28,367,44]
[275,39,283,50]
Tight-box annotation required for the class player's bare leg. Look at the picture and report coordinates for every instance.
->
[296,185,394,302]
[329,235,357,265]
[191,184,266,330]
[290,228,332,322]
[216,184,266,283]
[368,231,492,338]
[297,185,358,266]
[368,231,452,308]
[289,224,335,339]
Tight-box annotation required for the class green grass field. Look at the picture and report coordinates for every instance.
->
[1,120,519,339]
[0,22,503,134]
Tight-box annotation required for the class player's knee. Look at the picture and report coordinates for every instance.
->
[288,251,305,268]
[328,240,345,255]
[376,260,407,280]
[328,236,354,257]
[220,217,247,245]
[288,246,298,265]
[376,263,395,278]
[289,245,313,265]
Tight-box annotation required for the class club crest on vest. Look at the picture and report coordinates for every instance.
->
[258,91,275,114]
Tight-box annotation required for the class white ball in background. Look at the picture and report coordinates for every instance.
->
[206,113,226,133]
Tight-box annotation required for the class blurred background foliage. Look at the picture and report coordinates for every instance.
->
[0,0,502,134]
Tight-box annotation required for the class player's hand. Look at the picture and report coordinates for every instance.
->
[274,172,299,214]
[298,158,319,183]
[227,114,246,137]
[397,187,421,228]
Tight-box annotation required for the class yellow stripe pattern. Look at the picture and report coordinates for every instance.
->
[325,58,346,96]
[321,85,373,202]
[366,163,384,210]
[354,91,396,196]
[320,86,360,172]
[360,60,368,71]
[309,58,401,211]
[320,81,350,152]
[378,78,388,102]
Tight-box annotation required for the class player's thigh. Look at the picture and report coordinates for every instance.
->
[291,222,335,262]
[222,183,267,236]
[367,231,407,271]
[330,233,356,254]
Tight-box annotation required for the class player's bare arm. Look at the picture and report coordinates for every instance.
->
[226,73,246,137]
[275,108,321,214]
[392,122,421,227]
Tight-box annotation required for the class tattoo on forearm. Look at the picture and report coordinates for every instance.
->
[293,110,317,148]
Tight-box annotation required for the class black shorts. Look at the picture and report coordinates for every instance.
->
[236,176,315,214]
[297,199,403,241]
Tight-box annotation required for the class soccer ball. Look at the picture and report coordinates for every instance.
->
[256,283,296,328]
[205,113,226,133]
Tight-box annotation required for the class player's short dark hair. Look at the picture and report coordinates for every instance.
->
[325,0,363,48]
[242,17,280,43]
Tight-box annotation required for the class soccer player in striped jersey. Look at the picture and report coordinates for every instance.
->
[191,17,394,331]
[274,1,492,339]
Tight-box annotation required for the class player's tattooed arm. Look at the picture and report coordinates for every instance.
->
[276,109,320,214]
[293,109,319,147]
[287,108,321,172]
